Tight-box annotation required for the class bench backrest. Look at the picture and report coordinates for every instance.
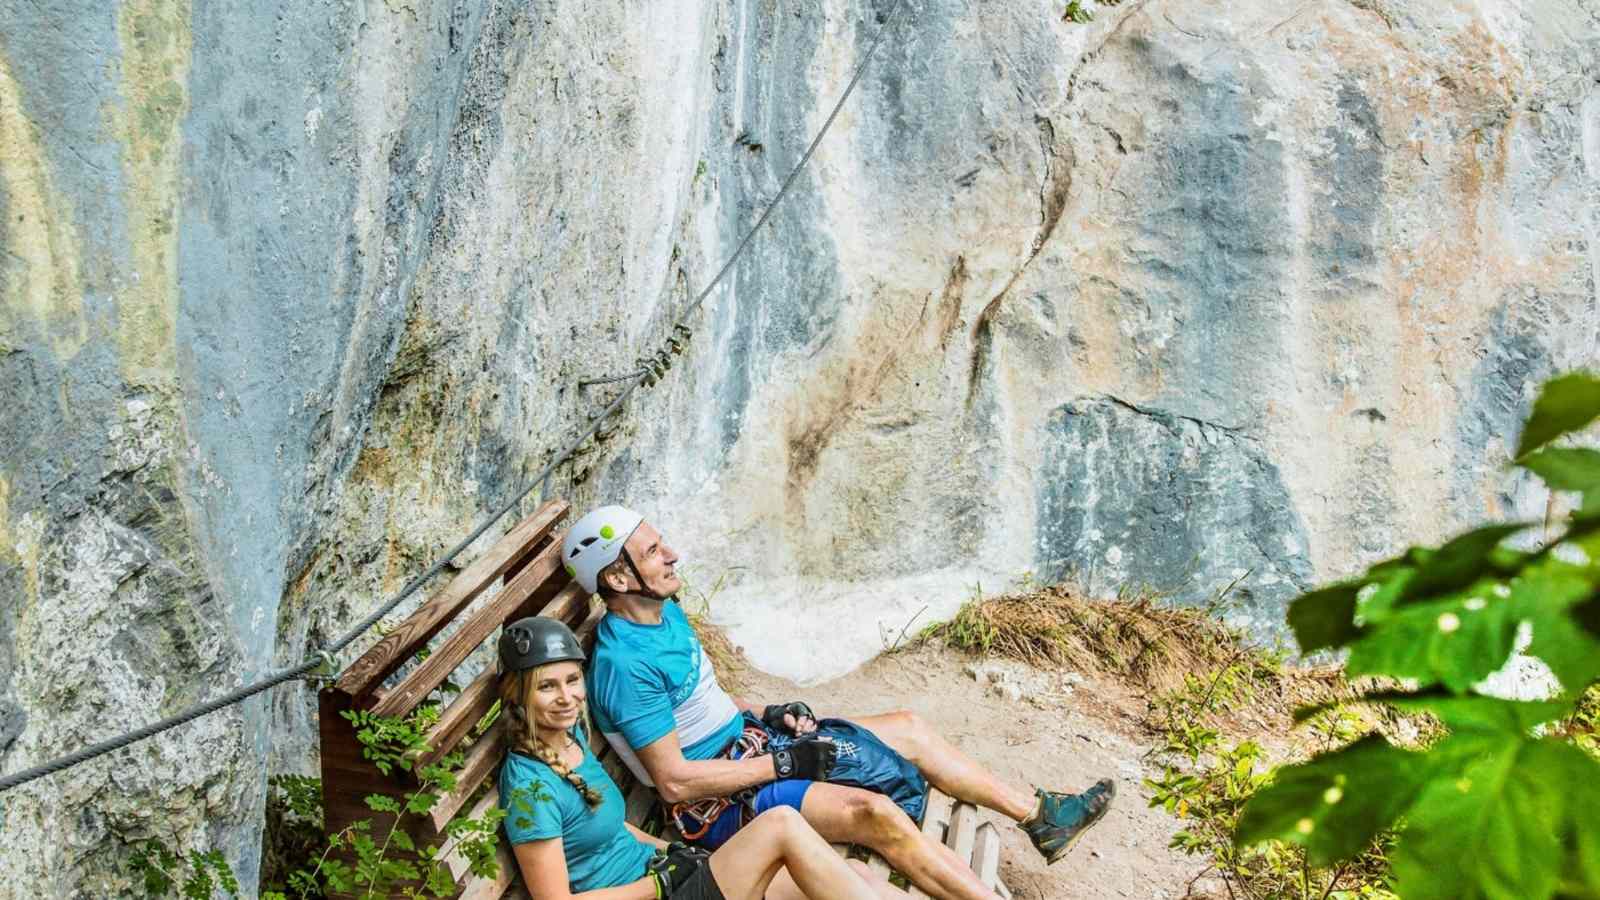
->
[317,499,657,899]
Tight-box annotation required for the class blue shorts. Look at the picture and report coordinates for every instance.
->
[699,779,814,850]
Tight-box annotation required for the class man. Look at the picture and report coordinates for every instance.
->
[564,506,1115,900]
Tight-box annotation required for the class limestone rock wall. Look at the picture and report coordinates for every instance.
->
[0,0,1596,894]
[617,0,1600,682]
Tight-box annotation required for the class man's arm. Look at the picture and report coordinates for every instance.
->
[634,728,777,805]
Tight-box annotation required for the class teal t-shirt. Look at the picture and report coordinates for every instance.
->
[498,738,655,892]
[588,601,745,784]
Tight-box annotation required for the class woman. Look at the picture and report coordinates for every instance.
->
[497,616,900,900]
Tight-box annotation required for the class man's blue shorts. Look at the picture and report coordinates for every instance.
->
[700,779,814,850]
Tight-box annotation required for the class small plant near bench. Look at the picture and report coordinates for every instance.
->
[136,704,509,900]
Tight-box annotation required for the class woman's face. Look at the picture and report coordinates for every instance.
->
[527,660,586,733]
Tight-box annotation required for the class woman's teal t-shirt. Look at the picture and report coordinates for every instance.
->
[498,737,656,892]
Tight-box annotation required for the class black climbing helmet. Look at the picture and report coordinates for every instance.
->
[498,617,586,673]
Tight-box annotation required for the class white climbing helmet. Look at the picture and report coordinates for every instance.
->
[562,505,645,594]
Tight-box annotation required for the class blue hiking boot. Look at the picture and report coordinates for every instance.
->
[1019,779,1116,864]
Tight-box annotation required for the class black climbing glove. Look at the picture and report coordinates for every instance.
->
[762,701,817,735]
[772,736,837,781]
[648,841,711,897]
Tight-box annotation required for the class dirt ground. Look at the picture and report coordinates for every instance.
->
[733,641,1209,900]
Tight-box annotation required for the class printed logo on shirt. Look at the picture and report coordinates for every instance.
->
[668,639,702,706]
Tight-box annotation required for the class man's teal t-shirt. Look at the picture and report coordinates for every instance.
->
[497,737,655,892]
[588,601,745,785]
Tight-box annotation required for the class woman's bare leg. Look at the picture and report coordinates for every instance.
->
[765,859,903,900]
[706,806,880,900]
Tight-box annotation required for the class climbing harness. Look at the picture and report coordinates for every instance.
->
[0,0,911,796]
[668,721,772,841]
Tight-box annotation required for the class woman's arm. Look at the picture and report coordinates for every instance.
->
[512,838,658,900]
[623,822,670,852]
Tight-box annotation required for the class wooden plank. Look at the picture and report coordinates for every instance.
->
[624,779,656,828]
[921,789,953,843]
[575,602,605,645]
[415,584,593,771]
[430,722,505,833]
[946,803,978,865]
[457,836,518,900]
[335,500,569,699]
[539,581,591,629]
[417,667,498,771]
[995,880,1012,900]
[373,537,569,720]
[596,744,633,790]
[971,822,1001,891]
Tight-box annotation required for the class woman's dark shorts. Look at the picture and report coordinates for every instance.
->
[670,863,727,900]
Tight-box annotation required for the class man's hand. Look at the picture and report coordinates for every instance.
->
[762,701,818,735]
[772,736,837,781]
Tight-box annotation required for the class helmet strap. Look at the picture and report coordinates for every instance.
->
[619,544,669,601]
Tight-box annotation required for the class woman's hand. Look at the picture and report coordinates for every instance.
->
[647,843,713,896]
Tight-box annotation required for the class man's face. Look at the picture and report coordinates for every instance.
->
[621,521,681,597]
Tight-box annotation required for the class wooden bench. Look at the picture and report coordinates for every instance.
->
[317,499,1011,899]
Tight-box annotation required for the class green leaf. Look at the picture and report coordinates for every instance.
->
[1346,591,1526,691]
[1287,582,1363,653]
[1520,447,1600,493]
[391,830,415,853]
[1525,602,1600,696]
[1293,691,1568,733]
[1235,735,1430,867]
[1506,557,1600,694]
[365,795,401,814]
[1389,733,1600,900]
[1516,372,1600,459]
[1378,691,1570,733]
[1399,524,1530,605]
[1356,565,1414,625]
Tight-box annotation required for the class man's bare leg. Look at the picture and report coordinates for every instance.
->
[853,710,1038,822]
[798,782,1000,900]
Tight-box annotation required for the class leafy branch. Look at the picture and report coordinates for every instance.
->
[1237,372,1600,900]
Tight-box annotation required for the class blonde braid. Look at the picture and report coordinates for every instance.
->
[528,732,604,810]
[500,667,603,810]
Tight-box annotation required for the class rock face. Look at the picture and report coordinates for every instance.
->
[0,0,1596,893]
[1035,398,1316,627]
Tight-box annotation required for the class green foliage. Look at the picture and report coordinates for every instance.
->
[1145,659,1394,898]
[923,586,1001,655]
[143,706,506,900]
[1062,0,1123,24]
[1566,683,1600,761]
[259,775,327,897]
[1514,372,1600,460]
[1242,372,1600,900]
[130,841,240,900]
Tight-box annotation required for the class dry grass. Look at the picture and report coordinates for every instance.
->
[918,584,1257,692]
[916,582,1360,740]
